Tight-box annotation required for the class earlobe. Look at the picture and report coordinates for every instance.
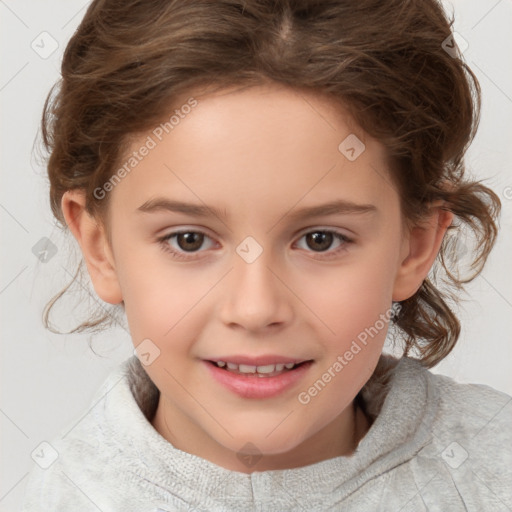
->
[61,191,123,305]
[392,205,454,302]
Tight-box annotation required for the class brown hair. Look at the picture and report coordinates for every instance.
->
[41,0,501,368]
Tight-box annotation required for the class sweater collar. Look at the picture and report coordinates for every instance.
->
[100,353,438,508]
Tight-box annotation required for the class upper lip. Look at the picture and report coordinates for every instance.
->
[205,355,312,366]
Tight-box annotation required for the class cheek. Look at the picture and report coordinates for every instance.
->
[114,246,199,341]
[293,253,396,409]
[295,265,393,428]
[116,250,224,362]
[298,254,396,341]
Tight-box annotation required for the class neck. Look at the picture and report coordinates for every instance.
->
[151,396,371,473]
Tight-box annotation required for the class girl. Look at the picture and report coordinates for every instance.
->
[22,0,511,510]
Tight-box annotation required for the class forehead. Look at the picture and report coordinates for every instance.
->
[109,84,399,223]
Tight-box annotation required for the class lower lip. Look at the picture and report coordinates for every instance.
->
[203,360,313,399]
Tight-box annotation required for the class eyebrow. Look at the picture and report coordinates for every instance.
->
[136,198,377,221]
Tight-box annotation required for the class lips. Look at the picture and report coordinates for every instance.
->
[203,356,314,399]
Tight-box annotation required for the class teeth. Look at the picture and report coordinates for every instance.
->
[214,361,299,374]
[238,364,256,374]
[256,364,276,374]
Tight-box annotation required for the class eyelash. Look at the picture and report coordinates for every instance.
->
[157,229,353,261]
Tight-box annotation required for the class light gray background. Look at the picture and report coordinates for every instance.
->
[1,0,511,509]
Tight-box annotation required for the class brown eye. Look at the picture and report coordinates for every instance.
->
[176,232,205,252]
[305,231,334,252]
[295,229,352,258]
[158,230,216,260]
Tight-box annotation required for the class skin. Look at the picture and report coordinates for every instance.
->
[62,82,453,473]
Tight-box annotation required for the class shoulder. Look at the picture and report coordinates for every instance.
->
[414,367,512,509]
[21,427,115,511]
[428,369,512,443]
[380,356,512,440]
[20,361,138,511]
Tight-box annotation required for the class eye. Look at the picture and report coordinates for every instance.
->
[157,228,353,261]
[294,230,352,258]
[158,230,216,260]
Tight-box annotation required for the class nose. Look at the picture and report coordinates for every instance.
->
[218,245,294,333]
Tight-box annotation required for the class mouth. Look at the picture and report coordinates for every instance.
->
[202,353,315,399]
[206,359,312,378]
[204,358,314,399]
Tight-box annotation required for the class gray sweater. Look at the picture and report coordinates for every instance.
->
[21,354,512,511]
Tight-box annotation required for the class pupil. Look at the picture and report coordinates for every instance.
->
[307,231,332,251]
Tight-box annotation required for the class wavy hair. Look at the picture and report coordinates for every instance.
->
[41,0,501,368]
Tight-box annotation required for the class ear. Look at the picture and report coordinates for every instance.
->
[392,203,454,301]
[61,190,123,304]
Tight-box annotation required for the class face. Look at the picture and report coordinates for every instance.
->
[100,83,412,471]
